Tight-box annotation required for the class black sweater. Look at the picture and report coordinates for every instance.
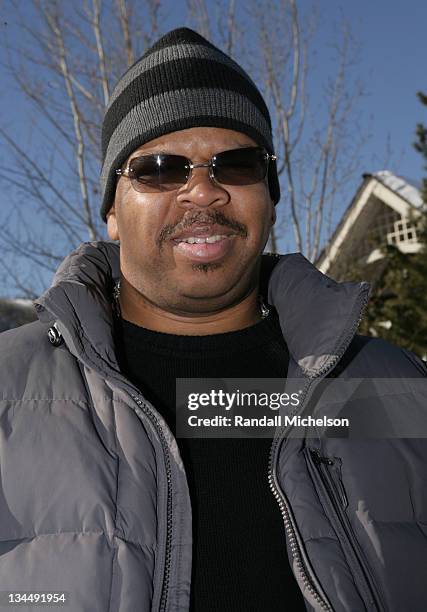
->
[114,309,306,612]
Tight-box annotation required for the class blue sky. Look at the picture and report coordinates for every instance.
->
[0,0,426,295]
[308,0,427,180]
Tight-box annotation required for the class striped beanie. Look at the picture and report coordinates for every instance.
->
[100,27,280,222]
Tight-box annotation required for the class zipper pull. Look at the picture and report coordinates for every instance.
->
[311,450,348,509]
[331,457,349,510]
[311,450,333,465]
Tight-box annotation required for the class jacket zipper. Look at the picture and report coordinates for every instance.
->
[267,288,371,611]
[70,353,173,610]
[268,394,333,611]
[308,450,384,611]
[132,394,173,612]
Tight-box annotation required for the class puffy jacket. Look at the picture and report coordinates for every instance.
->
[0,240,426,612]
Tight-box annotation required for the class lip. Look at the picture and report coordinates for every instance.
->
[170,223,236,241]
[172,234,237,263]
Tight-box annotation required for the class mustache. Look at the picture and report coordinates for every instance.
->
[157,210,248,246]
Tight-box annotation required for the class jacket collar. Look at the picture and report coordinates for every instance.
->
[34,241,370,378]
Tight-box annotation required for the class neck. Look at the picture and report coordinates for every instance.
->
[114,278,266,335]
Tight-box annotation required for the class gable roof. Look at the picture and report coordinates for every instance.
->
[316,170,424,275]
[369,171,423,209]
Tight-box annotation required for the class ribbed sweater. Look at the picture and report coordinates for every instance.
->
[114,309,306,611]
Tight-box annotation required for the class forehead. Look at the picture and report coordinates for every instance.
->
[129,126,258,158]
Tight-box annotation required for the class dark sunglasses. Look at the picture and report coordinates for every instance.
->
[115,146,276,193]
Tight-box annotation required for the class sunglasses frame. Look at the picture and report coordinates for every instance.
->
[115,146,277,192]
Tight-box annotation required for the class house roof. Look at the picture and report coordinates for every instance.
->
[365,171,423,209]
[315,170,424,274]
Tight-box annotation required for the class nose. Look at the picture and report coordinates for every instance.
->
[175,165,230,210]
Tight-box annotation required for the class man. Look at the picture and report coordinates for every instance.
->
[0,26,426,612]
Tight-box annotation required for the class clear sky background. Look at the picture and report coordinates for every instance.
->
[0,0,426,296]
[305,0,427,180]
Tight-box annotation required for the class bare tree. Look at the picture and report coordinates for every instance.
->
[1,0,368,297]
[243,0,368,261]
[186,0,368,260]
[1,0,162,297]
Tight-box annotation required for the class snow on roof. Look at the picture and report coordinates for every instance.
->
[368,170,423,209]
[316,170,424,267]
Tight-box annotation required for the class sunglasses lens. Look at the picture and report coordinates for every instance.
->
[123,147,271,193]
[213,147,268,185]
[128,154,188,192]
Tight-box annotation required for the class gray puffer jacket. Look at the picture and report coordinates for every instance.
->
[0,241,426,612]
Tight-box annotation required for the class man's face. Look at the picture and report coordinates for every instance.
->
[107,126,276,315]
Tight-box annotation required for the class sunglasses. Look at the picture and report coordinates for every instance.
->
[115,146,276,193]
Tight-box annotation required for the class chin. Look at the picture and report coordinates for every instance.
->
[177,280,236,303]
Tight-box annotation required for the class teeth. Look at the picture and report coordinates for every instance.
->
[179,234,228,244]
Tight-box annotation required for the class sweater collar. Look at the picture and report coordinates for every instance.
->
[33,241,370,378]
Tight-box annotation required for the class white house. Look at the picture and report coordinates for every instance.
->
[316,171,424,280]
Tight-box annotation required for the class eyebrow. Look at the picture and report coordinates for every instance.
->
[131,143,254,156]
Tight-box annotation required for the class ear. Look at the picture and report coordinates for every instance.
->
[107,201,120,241]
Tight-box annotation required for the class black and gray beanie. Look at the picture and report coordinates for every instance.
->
[100,27,280,222]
